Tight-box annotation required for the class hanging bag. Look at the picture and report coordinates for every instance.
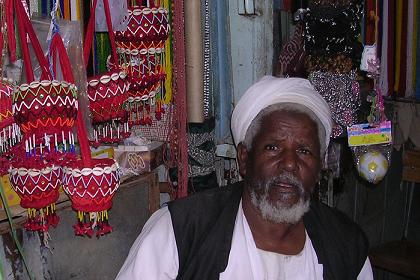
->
[9,0,79,232]
[84,0,130,144]
[43,30,120,237]
[115,0,169,125]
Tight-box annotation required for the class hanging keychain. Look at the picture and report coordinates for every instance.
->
[347,8,393,185]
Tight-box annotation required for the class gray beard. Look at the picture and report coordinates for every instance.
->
[248,173,310,224]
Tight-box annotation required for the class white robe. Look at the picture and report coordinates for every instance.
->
[116,201,373,280]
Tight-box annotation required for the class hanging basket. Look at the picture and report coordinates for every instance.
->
[9,164,62,231]
[114,6,170,43]
[84,0,130,145]
[0,78,21,154]
[87,70,130,124]
[0,78,14,130]
[62,158,121,237]
[116,43,166,86]
[13,80,78,139]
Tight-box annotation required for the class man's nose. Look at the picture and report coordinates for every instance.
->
[279,149,298,173]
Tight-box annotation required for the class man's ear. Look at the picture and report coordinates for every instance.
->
[237,143,249,178]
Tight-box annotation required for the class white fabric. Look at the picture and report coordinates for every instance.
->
[116,204,373,280]
[230,76,332,147]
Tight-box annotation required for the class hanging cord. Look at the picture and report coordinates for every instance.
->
[0,179,33,280]
[47,0,61,79]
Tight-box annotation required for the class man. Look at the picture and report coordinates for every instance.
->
[117,76,373,279]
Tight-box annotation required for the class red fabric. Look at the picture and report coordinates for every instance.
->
[103,0,118,64]
[6,0,16,62]
[282,0,292,12]
[172,0,188,198]
[83,0,118,66]
[14,0,51,82]
[365,0,376,45]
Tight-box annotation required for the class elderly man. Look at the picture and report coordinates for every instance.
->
[117,76,373,279]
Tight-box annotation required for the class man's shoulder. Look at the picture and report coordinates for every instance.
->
[168,182,243,211]
[306,201,369,278]
[307,200,366,236]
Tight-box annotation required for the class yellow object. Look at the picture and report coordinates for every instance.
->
[348,134,392,147]
[163,0,172,104]
[0,175,21,208]
[91,146,115,159]
[358,151,389,184]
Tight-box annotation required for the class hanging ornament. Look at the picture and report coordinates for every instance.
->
[9,162,61,231]
[114,1,169,127]
[84,0,130,145]
[8,0,78,232]
[348,55,393,185]
[0,78,22,155]
[357,150,389,184]
[62,158,120,237]
[13,80,78,156]
[309,70,360,137]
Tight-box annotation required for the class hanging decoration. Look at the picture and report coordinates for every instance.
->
[9,0,77,232]
[49,27,122,237]
[0,79,21,155]
[309,70,360,137]
[84,0,130,145]
[0,1,21,156]
[203,0,211,118]
[347,51,392,185]
[114,0,170,127]
[304,0,363,138]
[170,0,188,198]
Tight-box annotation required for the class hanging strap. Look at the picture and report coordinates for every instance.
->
[14,0,52,82]
[49,34,92,166]
[83,0,118,69]
[5,0,16,62]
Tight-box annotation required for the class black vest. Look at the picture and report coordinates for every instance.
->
[168,182,368,280]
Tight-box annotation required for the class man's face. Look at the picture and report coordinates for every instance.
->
[238,110,322,224]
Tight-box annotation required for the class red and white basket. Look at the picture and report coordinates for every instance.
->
[9,164,62,231]
[84,0,130,145]
[62,158,121,237]
[13,80,78,139]
[114,1,170,127]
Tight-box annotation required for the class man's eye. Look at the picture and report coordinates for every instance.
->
[297,147,312,155]
[264,144,278,151]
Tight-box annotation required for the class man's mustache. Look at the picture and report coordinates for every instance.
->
[266,172,303,193]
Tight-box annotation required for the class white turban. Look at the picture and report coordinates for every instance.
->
[231,76,332,149]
